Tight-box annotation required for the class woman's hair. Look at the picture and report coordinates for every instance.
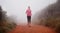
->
[28,6,30,8]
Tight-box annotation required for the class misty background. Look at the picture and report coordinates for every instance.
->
[0,0,57,25]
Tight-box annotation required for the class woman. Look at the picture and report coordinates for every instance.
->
[26,6,32,27]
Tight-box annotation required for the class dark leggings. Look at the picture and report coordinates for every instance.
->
[27,16,31,23]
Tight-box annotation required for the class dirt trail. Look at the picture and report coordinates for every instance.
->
[8,25,56,33]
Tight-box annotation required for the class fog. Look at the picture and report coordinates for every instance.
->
[0,0,57,24]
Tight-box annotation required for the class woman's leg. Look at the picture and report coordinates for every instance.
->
[27,16,31,27]
[27,16,31,24]
[27,16,29,22]
[29,16,31,24]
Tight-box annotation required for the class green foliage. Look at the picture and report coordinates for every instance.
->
[0,6,16,33]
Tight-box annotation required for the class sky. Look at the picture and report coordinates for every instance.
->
[0,0,57,24]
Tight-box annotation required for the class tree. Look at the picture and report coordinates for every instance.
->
[33,0,60,33]
[0,6,16,33]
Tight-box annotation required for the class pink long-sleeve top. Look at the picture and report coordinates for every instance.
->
[26,8,32,16]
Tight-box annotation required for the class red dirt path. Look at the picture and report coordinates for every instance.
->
[8,25,56,33]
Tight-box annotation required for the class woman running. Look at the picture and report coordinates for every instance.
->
[26,6,32,27]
